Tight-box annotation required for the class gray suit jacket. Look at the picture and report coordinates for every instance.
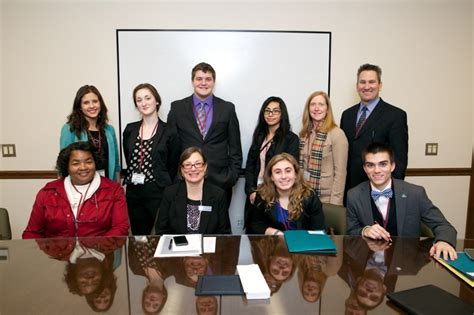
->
[346,179,457,246]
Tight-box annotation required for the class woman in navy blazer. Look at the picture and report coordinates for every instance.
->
[155,147,231,235]
[248,153,325,235]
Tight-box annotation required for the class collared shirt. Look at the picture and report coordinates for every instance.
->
[356,97,380,123]
[192,94,214,137]
[370,178,392,220]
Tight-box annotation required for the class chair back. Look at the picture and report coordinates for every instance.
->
[322,203,347,235]
[0,208,12,240]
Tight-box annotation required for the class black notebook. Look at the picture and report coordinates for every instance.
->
[195,275,244,296]
[387,285,474,315]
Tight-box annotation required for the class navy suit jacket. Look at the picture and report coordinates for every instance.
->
[346,179,457,246]
[340,98,408,191]
[167,95,242,189]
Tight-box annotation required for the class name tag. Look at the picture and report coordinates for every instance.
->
[97,169,106,177]
[131,173,145,185]
[199,205,212,212]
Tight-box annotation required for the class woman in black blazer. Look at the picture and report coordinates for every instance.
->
[245,96,299,233]
[123,83,178,235]
[155,147,231,235]
[248,153,325,235]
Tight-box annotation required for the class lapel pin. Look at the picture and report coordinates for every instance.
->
[401,194,407,198]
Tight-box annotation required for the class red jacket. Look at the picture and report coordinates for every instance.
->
[23,177,129,239]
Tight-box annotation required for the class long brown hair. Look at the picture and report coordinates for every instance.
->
[67,85,109,138]
[257,153,313,220]
[299,91,337,139]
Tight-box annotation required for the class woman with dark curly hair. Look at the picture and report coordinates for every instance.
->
[60,85,121,181]
[23,142,129,238]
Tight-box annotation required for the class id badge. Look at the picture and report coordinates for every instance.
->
[131,173,145,185]
[97,169,106,177]
[198,205,212,212]
[303,170,310,181]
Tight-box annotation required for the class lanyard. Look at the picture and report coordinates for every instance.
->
[72,182,92,216]
[87,129,102,153]
[139,120,159,170]
[192,104,211,134]
[276,202,290,230]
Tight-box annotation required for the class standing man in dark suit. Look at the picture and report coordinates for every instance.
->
[167,62,242,205]
[340,64,408,194]
[346,142,457,261]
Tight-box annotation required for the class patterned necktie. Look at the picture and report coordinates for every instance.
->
[371,188,393,201]
[197,102,206,137]
[355,106,368,135]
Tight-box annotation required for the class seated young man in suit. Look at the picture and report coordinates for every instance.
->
[346,142,457,261]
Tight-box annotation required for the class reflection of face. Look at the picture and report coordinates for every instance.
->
[269,256,293,281]
[76,262,102,294]
[363,152,395,190]
[192,70,215,99]
[263,273,280,293]
[93,288,112,311]
[80,92,101,122]
[68,150,96,185]
[302,280,321,302]
[263,101,282,128]
[271,160,296,194]
[184,257,208,282]
[309,95,328,123]
[356,277,385,309]
[143,291,164,313]
[135,88,158,116]
[196,296,217,315]
[357,70,382,104]
[345,294,367,315]
[181,152,207,184]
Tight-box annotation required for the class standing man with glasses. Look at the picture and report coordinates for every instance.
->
[340,64,408,202]
[167,62,242,206]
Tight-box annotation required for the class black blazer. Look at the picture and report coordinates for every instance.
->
[166,95,242,189]
[340,99,408,190]
[248,191,325,234]
[244,131,300,195]
[155,180,231,235]
[122,119,179,187]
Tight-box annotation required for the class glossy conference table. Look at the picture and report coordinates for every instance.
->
[0,235,473,314]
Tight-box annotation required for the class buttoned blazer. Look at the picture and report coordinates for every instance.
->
[340,99,408,190]
[166,95,242,189]
[155,180,231,235]
[346,179,457,246]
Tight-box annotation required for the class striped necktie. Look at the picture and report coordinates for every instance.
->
[355,106,368,136]
[198,102,206,137]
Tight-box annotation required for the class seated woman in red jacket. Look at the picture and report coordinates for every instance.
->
[248,153,326,235]
[23,142,129,238]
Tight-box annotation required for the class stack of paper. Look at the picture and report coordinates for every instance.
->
[237,264,271,300]
[433,252,474,287]
[284,230,337,254]
[154,234,202,258]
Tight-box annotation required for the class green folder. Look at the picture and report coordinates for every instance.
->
[283,230,337,254]
[444,252,474,280]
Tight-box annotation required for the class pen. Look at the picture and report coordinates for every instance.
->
[168,238,173,250]
[374,220,393,243]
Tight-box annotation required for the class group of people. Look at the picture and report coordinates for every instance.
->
[22,62,458,261]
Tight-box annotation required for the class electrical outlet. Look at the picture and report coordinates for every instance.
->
[425,143,438,156]
[1,144,16,157]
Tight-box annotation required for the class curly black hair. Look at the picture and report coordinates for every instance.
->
[56,142,100,178]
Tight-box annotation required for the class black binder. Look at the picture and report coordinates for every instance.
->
[195,275,244,296]
[387,285,474,315]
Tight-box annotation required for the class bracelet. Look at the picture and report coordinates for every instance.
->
[273,230,281,236]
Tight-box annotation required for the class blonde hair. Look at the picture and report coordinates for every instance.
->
[299,91,337,139]
[257,153,313,221]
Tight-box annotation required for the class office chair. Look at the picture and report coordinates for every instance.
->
[0,208,12,240]
[322,203,347,235]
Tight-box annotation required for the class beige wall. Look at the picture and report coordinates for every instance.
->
[0,0,472,238]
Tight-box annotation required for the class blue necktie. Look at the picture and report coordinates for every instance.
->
[371,188,393,201]
[355,106,368,135]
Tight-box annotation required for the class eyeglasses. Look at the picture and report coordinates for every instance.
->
[182,161,205,170]
[264,109,281,116]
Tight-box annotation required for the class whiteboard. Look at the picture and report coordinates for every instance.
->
[117,29,331,166]
[117,29,331,233]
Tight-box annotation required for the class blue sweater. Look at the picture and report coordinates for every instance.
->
[60,123,121,180]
